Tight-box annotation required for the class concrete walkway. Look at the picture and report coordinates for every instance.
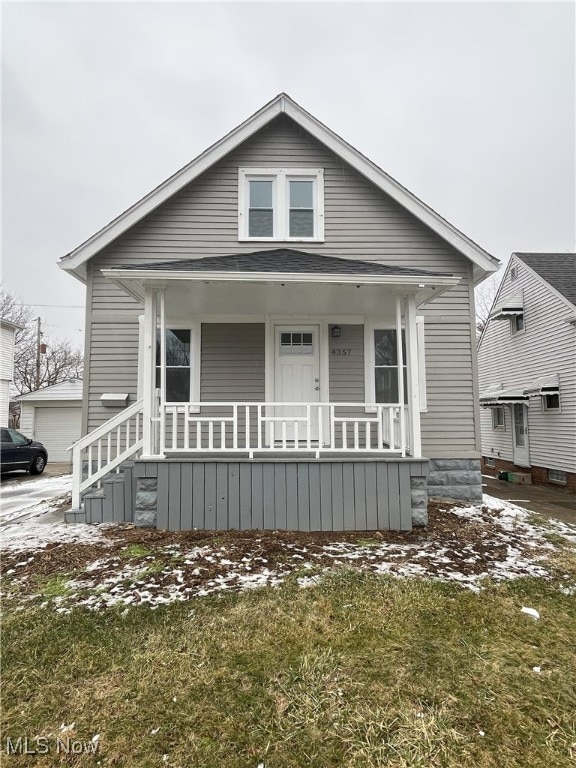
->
[482,473,576,525]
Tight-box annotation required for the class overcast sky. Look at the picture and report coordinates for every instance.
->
[2,1,575,348]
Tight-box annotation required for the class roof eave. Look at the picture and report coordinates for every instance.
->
[102,268,461,303]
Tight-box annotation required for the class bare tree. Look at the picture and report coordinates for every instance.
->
[1,285,83,395]
[474,275,500,338]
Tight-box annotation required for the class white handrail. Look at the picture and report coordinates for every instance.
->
[157,401,409,458]
[70,399,144,509]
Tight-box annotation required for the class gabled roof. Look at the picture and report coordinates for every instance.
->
[59,93,499,284]
[119,249,452,278]
[14,379,83,402]
[514,253,576,307]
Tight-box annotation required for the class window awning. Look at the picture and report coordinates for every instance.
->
[480,374,560,406]
[480,384,528,406]
[489,294,524,319]
[524,374,560,396]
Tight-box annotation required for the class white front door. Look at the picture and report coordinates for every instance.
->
[512,403,530,467]
[274,325,320,442]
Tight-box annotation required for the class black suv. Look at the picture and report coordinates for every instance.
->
[0,428,48,475]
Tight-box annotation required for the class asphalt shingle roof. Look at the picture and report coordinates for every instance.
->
[514,253,576,307]
[120,249,452,278]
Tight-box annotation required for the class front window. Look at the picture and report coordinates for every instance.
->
[239,168,324,241]
[248,179,274,237]
[374,329,407,404]
[288,180,314,237]
[156,328,192,402]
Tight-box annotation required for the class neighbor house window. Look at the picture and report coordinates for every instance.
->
[492,407,505,430]
[548,469,567,484]
[485,456,496,468]
[511,314,524,334]
[239,168,324,241]
[510,266,518,281]
[373,329,407,404]
[156,327,199,403]
[543,393,560,411]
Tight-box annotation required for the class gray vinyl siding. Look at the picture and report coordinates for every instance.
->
[85,115,479,456]
[199,323,265,446]
[478,257,576,473]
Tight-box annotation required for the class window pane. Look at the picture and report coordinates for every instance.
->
[249,180,273,208]
[249,209,273,237]
[375,368,398,403]
[303,333,312,345]
[156,329,191,366]
[292,333,302,344]
[289,180,313,208]
[156,368,191,402]
[281,333,291,345]
[374,329,407,366]
[289,210,314,237]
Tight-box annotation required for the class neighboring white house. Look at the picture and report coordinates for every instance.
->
[478,253,576,490]
[0,318,21,427]
[15,379,83,463]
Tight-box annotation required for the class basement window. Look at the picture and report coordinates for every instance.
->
[548,469,567,485]
[485,457,496,468]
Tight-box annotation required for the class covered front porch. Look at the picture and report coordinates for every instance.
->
[71,251,459,524]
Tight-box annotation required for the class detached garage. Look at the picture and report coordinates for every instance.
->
[16,380,83,464]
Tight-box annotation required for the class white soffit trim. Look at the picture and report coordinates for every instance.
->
[59,93,499,281]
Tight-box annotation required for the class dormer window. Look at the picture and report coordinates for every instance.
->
[239,168,324,241]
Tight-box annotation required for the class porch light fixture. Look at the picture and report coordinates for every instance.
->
[331,325,341,338]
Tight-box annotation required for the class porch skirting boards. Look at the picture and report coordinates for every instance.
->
[132,458,430,532]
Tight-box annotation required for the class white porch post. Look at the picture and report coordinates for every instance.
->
[405,294,422,458]
[142,286,158,458]
[395,295,406,455]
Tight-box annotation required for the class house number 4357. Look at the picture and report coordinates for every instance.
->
[330,348,352,356]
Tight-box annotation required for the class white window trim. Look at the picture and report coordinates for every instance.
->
[364,318,427,412]
[542,392,561,412]
[238,167,325,242]
[492,406,505,430]
[155,323,201,411]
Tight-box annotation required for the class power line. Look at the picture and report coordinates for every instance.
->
[22,303,85,309]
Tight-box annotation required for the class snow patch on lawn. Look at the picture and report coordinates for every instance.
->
[1,519,109,553]
[2,493,575,612]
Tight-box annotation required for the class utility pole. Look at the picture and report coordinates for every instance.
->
[35,317,41,390]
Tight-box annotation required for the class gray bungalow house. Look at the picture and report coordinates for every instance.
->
[61,94,499,531]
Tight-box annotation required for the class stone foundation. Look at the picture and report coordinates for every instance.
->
[427,459,483,503]
[410,475,429,527]
[134,477,158,527]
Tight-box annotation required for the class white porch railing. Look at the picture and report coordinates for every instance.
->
[155,402,408,458]
[70,399,144,509]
